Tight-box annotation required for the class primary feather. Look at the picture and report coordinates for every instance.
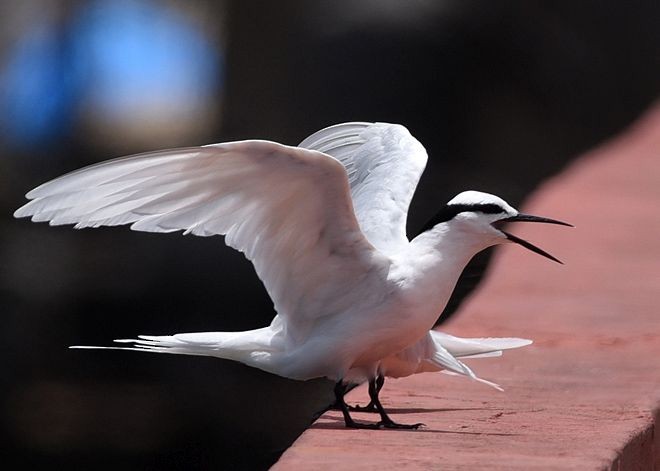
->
[300,122,427,254]
[15,140,386,342]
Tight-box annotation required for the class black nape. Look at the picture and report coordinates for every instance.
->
[416,203,504,235]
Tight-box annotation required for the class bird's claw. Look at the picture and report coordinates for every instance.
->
[378,421,425,430]
[345,420,382,430]
[346,420,424,430]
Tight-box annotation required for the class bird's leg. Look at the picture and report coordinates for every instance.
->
[368,377,425,430]
[375,372,385,391]
[347,374,384,412]
[334,381,380,429]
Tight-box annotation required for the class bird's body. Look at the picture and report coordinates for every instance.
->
[109,228,494,383]
[15,122,570,429]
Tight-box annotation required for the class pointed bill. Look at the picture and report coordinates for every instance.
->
[495,212,571,264]
[502,213,573,227]
[501,230,563,264]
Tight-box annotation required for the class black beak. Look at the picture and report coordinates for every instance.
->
[495,213,572,264]
[500,214,573,227]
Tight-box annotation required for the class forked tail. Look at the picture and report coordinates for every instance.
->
[425,331,533,391]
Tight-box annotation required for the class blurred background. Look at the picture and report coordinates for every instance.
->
[2,1,660,469]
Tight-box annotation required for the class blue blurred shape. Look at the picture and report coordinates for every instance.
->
[1,0,223,149]
[71,0,222,120]
[1,23,79,146]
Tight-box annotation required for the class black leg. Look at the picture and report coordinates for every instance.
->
[375,373,385,394]
[334,381,380,429]
[368,377,424,430]
[347,374,385,412]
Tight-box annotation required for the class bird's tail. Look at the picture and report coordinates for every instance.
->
[70,327,281,371]
[429,331,532,359]
[423,331,532,391]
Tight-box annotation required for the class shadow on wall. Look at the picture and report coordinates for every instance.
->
[3,0,660,469]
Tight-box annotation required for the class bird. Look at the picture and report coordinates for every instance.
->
[14,121,571,429]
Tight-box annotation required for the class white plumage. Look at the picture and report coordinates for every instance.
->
[15,122,569,429]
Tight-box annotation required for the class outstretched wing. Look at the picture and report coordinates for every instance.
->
[299,122,427,255]
[15,140,387,327]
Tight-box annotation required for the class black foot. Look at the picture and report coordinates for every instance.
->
[334,377,424,430]
[346,419,425,429]
[344,420,382,430]
[378,420,425,430]
[347,402,378,413]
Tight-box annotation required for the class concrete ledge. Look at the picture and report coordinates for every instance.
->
[273,104,660,470]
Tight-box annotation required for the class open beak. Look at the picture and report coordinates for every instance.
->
[494,213,573,264]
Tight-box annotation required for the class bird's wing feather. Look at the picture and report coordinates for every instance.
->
[299,122,427,255]
[430,331,533,358]
[412,333,504,391]
[15,140,386,326]
[427,339,478,377]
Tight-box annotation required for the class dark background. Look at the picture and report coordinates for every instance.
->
[2,1,660,469]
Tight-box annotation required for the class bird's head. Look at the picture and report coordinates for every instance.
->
[420,190,572,263]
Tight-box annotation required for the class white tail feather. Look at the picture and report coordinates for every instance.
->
[70,327,284,372]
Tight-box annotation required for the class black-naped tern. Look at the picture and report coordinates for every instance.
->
[15,122,571,429]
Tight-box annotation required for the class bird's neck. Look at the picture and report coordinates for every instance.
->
[399,223,494,310]
[411,222,491,266]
